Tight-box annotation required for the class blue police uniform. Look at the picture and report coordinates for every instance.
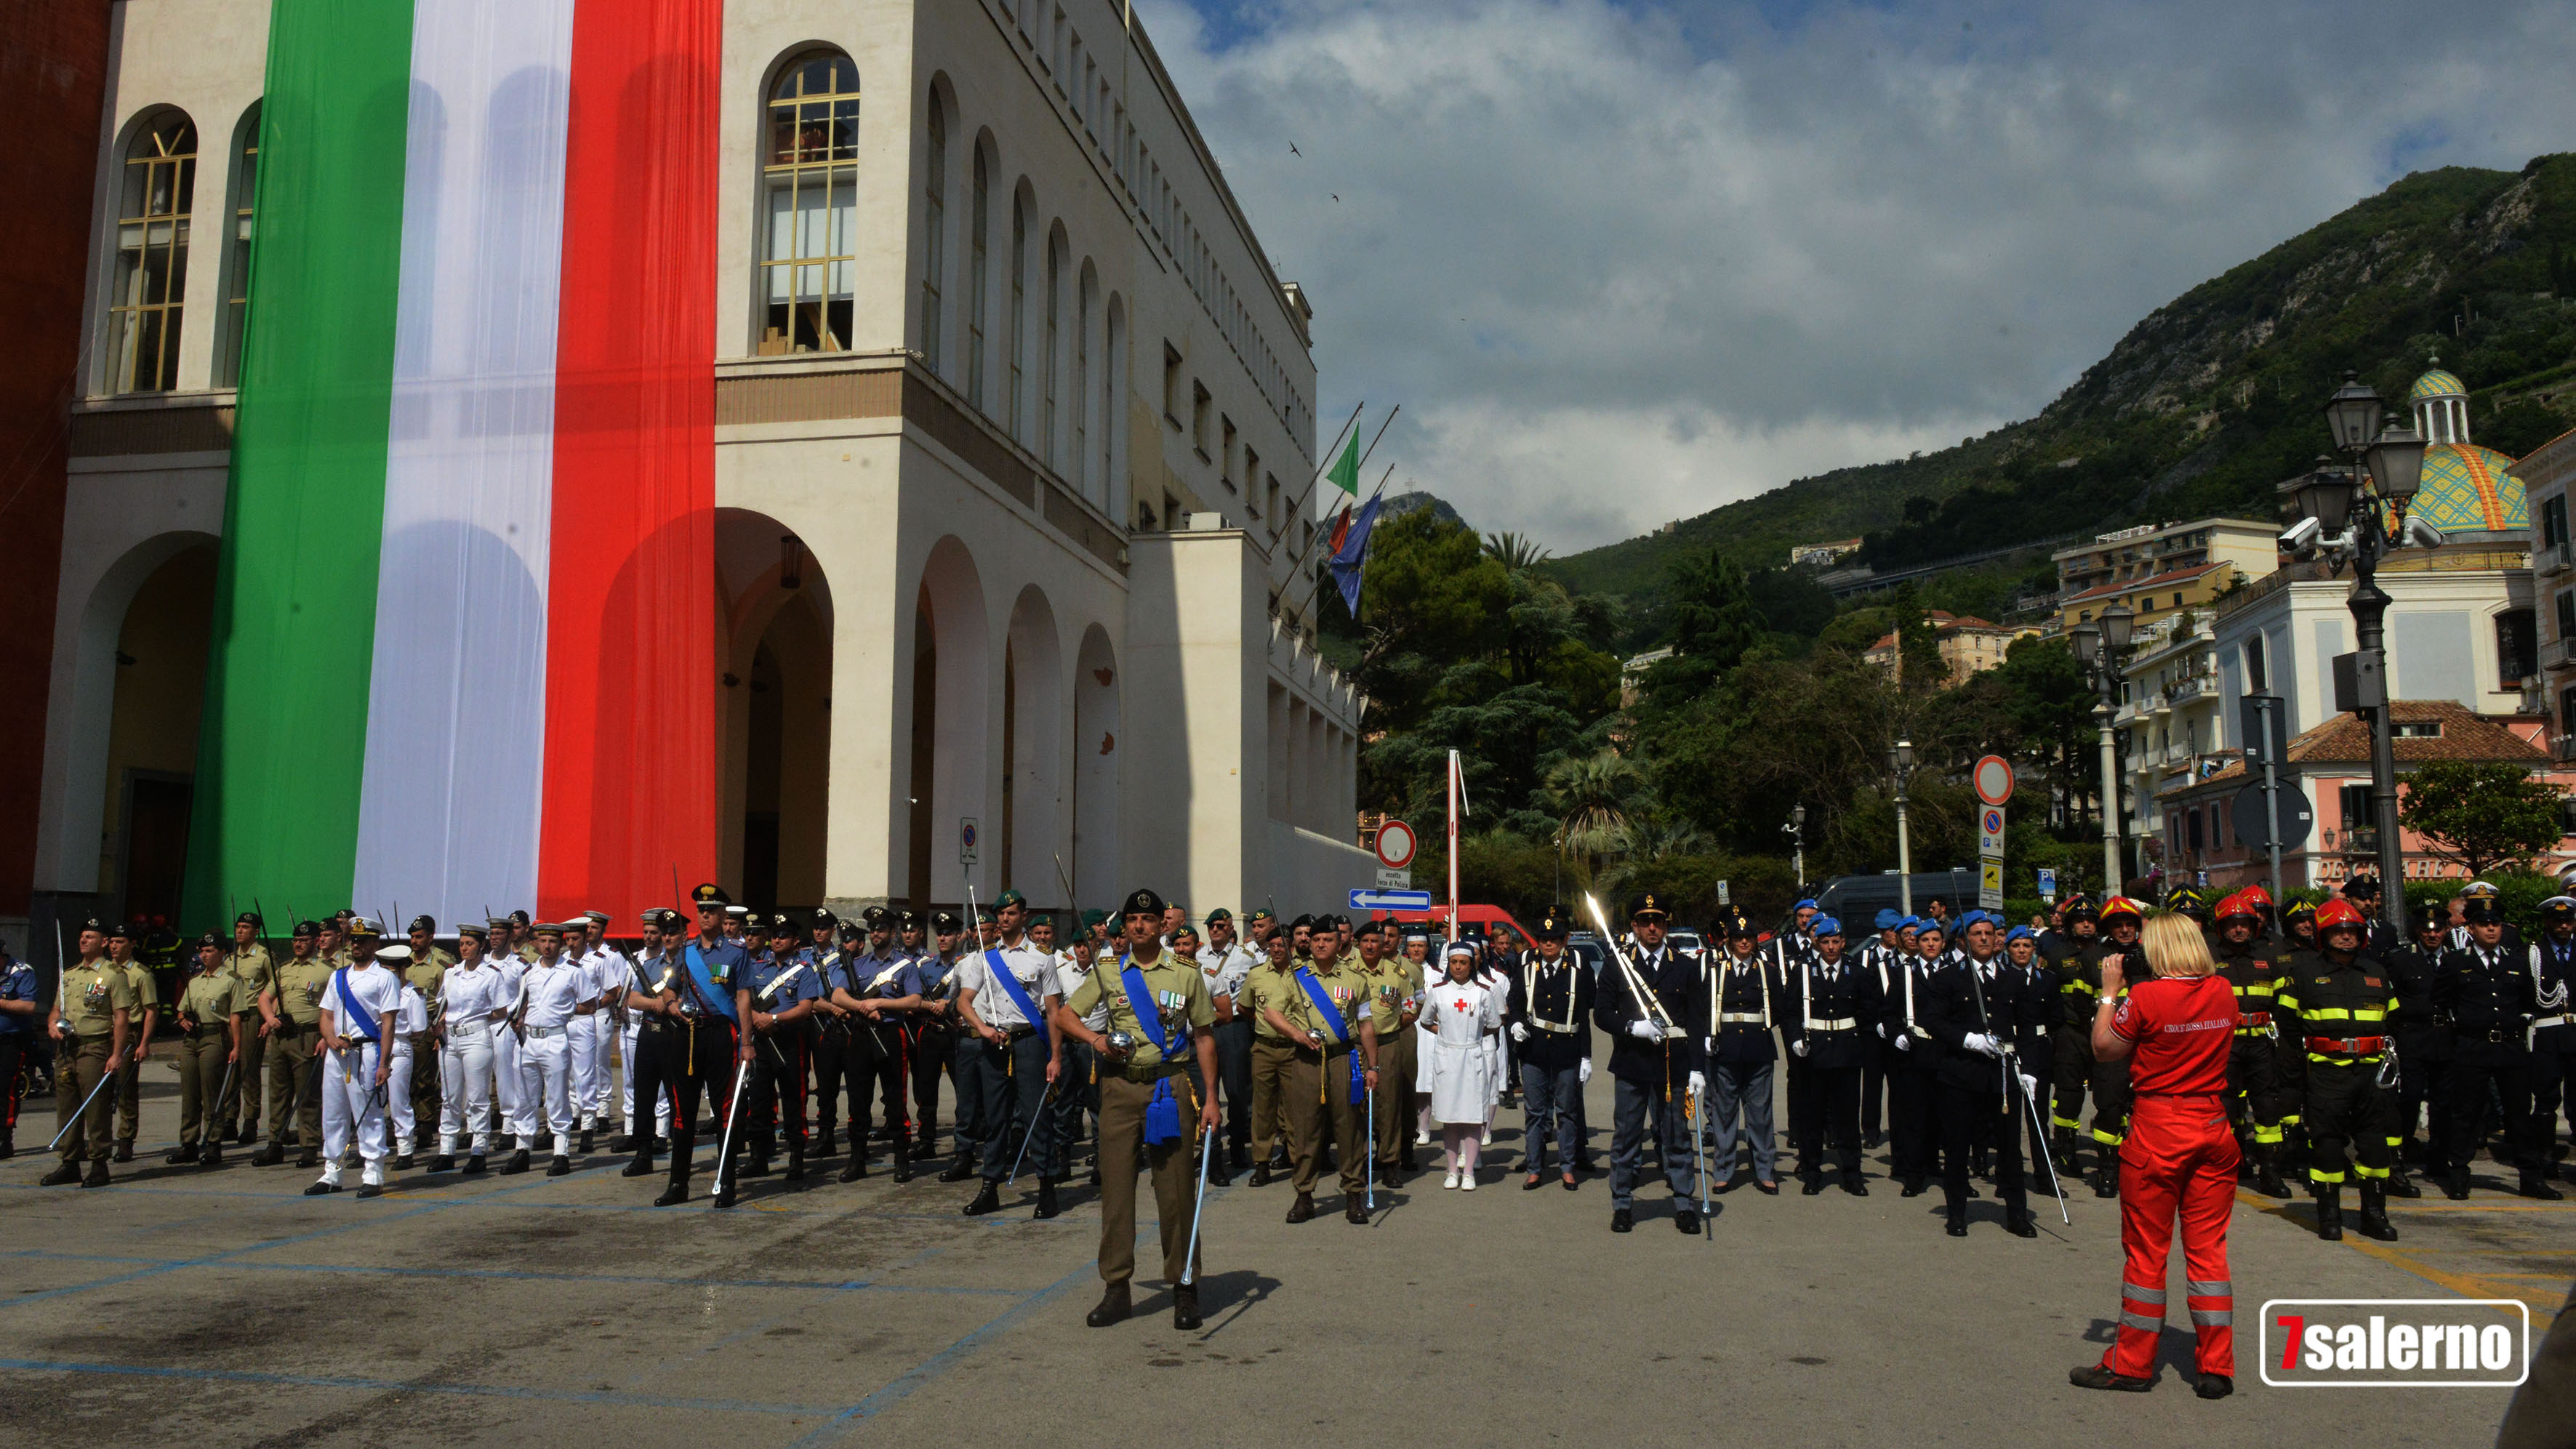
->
[733,947,819,1184]
[0,953,39,1154]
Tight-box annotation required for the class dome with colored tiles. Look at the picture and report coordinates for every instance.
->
[2408,368,2467,404]
[2410,441,2528,534]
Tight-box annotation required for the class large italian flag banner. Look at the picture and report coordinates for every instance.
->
[184,0,723,929]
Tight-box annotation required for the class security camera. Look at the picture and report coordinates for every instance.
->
[2278,517,2323,555]
[2402,515,2444,550]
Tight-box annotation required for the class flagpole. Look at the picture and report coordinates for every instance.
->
[1447,749,1463,942]
[1280,403,1398,572]
[1287,465,1395,619]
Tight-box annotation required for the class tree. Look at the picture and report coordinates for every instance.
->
[1544,748,1643,873]
[1483,531,1552,573]
[1893,584,1944,689]
[2397,761,2567,878]
[1640,545,1765,707]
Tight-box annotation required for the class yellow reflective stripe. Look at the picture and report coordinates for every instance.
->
[2252,1125,2284,1144]
[2307,1006,2352,1020]
[2351,1008,2386,1021]
[2237,982,2275,998]
[2308,1168,2347,1183]
[2092,1128,2127,1147]
[2354,1163,2391,1179]
[2277,994,2301,1011]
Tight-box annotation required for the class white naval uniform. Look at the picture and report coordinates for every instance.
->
[489,953,527,1135]
[385,982,429,1147]
[515,957,586,1141]
[438,961,509,1155]
[622,950,675,1138]
[1423,974,1504,1125]
[316,964,409,1187]
[575,944,626,1124]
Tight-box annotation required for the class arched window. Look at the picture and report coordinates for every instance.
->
[213,102,259,388]
[106,110,198,394]
[1008,193,1027,440]
[967,147,989,412]
[920,97,946,372]
[1042,232,1062,469]
[1072,265,1091,494]
[760,50,859,354]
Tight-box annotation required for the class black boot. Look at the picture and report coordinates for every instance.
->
[939,1154,977,1183]
[657,1131,694,1205]
[254,1142,284,1167]
[500,1148,531,1176]
[546,1154,571,1177]
[39,1161,81,1187]
[84,1160,111,1187]
[2521,1172,2566,1201]
[578,1125,595,1155]
[1086,1282,1131,1327]
[465,1152,486,1173]
[817,1123,836,1157]
[392,1152,414,1171]
[2091,1163,2119,1199]
[166,1143,200,1165]
[2356,1181,2399,1240]
[892,1134,913,1184]
[963,1181,1003,1216]
[2386,1159,2421,1198]
[622,1144,657,1177]
[430,1153,457,1173]
[2313,1182,2343,1241]
[201,1144,223,1169]
[1841,1165,1869,1197]
[783,1149,806,1184]
[2252,1145,2290,1199]
[1034,1179,1061,1220]
[838,1141,868,1183]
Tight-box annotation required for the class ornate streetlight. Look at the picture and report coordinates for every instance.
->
[2071,600,2135,892]
[1888,739,1914,915]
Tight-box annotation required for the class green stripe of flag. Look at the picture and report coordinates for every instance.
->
[184,0,417,927]
[1325,428,1359,496]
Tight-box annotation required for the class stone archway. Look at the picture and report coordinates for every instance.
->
[910,535,989,907]
[718,510,834,906]
[1003,585,1063,904]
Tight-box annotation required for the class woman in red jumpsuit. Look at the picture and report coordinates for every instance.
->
[2071,911,2240,1399]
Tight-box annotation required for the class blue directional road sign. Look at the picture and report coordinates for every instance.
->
[1350,888,1434,912]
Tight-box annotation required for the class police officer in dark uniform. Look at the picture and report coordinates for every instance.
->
[2529,897,2576,1183]
[735,914,819,1186]
[1919,912,2045,1238]
[903,909,958,1159]
[2206,890,2292,1198]
[1698,911,1781,1194]
[808,912,856,1160]
[2278,898,2402,1240]
[1504,904,1593,1190]
[1880,918,1949,1197]
[2433,895,2559,1200]
[837,908,923,1182]
[632,892,747,1205]
[1783,915,1881,1196]
[1594,891,1706,1235]
[2381,899,2452,1197]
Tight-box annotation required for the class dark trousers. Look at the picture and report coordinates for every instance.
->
[1941,1079,2029,1221]
[643,1015,735,1190]
[1792,1060,1862,1176]
[0,1035,23,1144]
[854,1023,911,1144]
[1050,1038,1096,1171]
[1609,1072,1694,1210]
[910,1023,951,1150]
[2053,1025,2130,1149]
[2395,1035,2448,1160]
[1888,1059,1941,1183]
[2224,1035,2286,1147]
[1861,1055,1885,1138]
[2439,1048,2545,1177]
[977,1029,1054,1181]
[1781,1056,1810,1167]
[741,1030,808,1161]
[2304,1061,2397,1185]
[2527,1048,2569,1162]
[950,1028,990,1158]
[1520,1059,1584,1172]
[1213,1018,1254,1151]
[1706,1058,1775,1181]
[811,1024,852,1138]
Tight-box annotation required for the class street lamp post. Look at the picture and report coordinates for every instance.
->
[2071,602,2135,895]
[1888,739,1914,915]
[1784,803,1807,889]
[2282,372,2429,936]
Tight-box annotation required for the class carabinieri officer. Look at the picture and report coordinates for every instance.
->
[1595,891,1705,1235]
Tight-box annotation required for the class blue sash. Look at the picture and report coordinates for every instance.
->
[683,944,739,1024]
[982,948,1046,1029]
[332,969,382,1044]
[1293,970,1365,1091]
[1119,964,1186,1146]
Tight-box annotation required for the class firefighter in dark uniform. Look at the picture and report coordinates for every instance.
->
[2204,890,2291,1198]
[2530,897,2576,1183]
[1782,915,1882,1195]
[2433,896,2559,1200]
[2278,897,2401,1240]
[2381,900,2451,1198]
[2052,896,2136,1196]
[1594,891,1706,1235]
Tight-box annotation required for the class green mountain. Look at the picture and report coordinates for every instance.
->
[1548,154,2576,607]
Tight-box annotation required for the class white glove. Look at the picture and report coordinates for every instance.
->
[1686,1070,1706,1097]
[2017,1072,2039,1101]
[1893,1033,1912,1053]
[1578,1058,1594,1084]
[1791,1039,1809,1058]
[1509,1021,1529,1043]
[1962,1032,2001,1059]
[1875,1021,1887,1040]
[1628,1019,1661,1042]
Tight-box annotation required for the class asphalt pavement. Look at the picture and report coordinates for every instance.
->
[0,1066,2558,1445]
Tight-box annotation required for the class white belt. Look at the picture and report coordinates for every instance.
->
[1533,1020,1581,1034]
[1804,1017,1858,1031]
[444,1021,490,1038]
[1718,1012,1768,1024]
[524,1024,566,1040]
[2532,1014,2576,1030]
[1909,1024,1935,1040]
[1659,1025,1685,1040]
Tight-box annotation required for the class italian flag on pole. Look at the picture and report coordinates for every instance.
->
[184,0,723,930]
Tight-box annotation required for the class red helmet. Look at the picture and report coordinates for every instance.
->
[2098,896,2145,924]
[2313,898,2367,934]
[2215,891,2263,924]
[2235,885,2274,911]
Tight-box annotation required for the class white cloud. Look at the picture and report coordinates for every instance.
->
[1136,0,2576,549]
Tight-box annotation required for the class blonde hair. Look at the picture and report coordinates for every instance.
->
[2140,912,2215,978]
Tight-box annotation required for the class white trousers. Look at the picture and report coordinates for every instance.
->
[318,1041,389,1185]
[388,1044,417,1140]
[518,1029,574,1141]
[568,1014,603,1122]
[439,1024,495,1154]
[491,1026,524,1133]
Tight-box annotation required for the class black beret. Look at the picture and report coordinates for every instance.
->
[1121,887,1167,918]
[292,920,321,939]
[235,912,263,928]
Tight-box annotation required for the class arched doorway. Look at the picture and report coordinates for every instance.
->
[1072,624,1119,910]
[719,512,833,905]
[910,537,989,907]
[1003,585,1062,904]
[104,545,217,923]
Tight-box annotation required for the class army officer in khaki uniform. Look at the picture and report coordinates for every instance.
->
[1054,888,1221,1332]
[169,933,244,1166]
[223,912,276,1144]
[257,921,333,1167]
[41,918,136,1187]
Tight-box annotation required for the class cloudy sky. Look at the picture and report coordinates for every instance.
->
[1133,0,2576,552]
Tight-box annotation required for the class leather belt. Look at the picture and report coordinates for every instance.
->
[2476,1027,2519,1043]
[2307,1035,2387,1056]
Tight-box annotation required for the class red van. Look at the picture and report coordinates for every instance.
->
[1365,904,1535,955]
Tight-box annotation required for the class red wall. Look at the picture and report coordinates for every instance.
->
[0,4,111,915]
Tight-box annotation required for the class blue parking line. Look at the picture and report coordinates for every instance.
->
[781,1262,1097,1446]
[0,1357,838,1416]
[0,1202,454,1306]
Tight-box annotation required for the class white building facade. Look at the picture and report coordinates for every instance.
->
[36,0,1373,926]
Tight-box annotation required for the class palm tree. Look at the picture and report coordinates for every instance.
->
[1483,530,1552,573]
[1544,749,1640,877]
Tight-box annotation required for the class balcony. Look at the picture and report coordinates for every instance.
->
[2548,637,2576,673]
[2543,540,2574,577]
[2168,670,2217,703]
[2558,734,2576,763]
